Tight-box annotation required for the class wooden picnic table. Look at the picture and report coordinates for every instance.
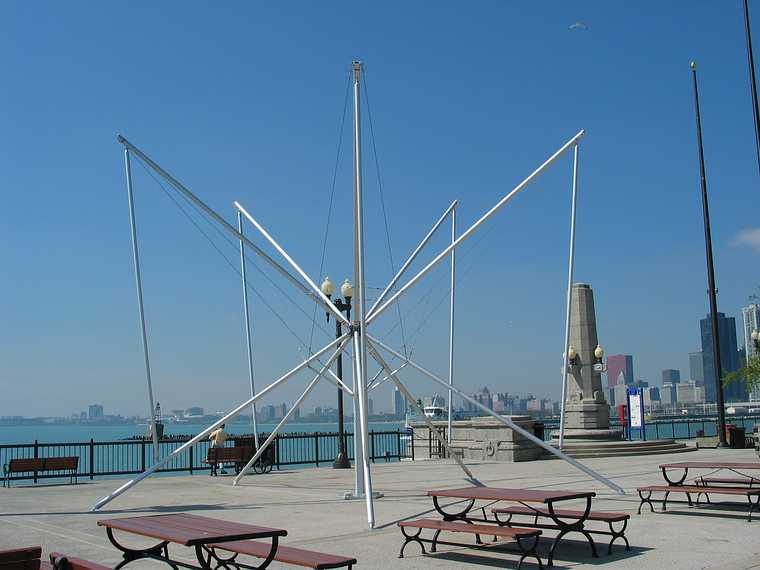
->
[97,513,287,569]
[659,461,760,486]
[427,486,597,566]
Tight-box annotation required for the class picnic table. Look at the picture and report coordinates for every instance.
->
[97,513,287,569]
[427,486,597,566]
[659,461,760,486]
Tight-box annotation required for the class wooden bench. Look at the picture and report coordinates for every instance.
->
[637,485,760,521]
[695,476,759,487]
[210,541,356,569]
[45,553,110,570]
[491,505,630,555]
[3,457,78,487]
[204,446,251,476]
[0,546,43,569]
[398,518,543,569]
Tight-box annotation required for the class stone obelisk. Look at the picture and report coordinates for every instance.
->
[561,283,621,440]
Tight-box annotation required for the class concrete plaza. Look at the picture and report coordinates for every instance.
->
[1,446,759,569]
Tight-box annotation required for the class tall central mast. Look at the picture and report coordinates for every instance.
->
[351,60,376,528]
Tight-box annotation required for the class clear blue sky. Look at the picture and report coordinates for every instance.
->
[1,2,759,417]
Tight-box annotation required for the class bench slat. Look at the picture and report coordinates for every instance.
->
[399,518,540,539]
[637,485,760,495]
[491,505,629,522]
[211,541,356,570]
[699,477,759,485]
[6,459,46,473]
[48,552,113,570]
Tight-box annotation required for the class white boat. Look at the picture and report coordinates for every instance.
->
[423,405,446,419]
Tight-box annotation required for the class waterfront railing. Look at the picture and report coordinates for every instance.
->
[0,430,410,483]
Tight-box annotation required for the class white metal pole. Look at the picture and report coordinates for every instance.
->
[238,212,260,450]
[559,144,580,450]
[368,200,458,316]
[123,149,160,464]
[352,60,376,528]
[368,362,408,391]
[447,205,457,442]
[367,345,475,480]
[351,334,364,497]
[234,337,349,483]
[367,335,625,495]
[90,334,349,511]
[367,130,585,325]
[115,135,337,319]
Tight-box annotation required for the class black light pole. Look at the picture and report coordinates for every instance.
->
[743,0,760,176]
[690,61,728,447]
[321,277,352,469]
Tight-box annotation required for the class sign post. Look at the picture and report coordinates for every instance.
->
[626,387,646,441]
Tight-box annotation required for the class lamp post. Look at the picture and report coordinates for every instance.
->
[690,61,728,447]
[321,276,353,469]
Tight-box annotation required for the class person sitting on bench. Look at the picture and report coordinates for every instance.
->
[208,424,229,475]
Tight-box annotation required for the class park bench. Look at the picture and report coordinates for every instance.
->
[637,484,760,521]
[45,553,110,570]
[398,518,543,569]
[491,505,630,555]
[2,457,79,487]
[210,540,356,569]
[204,446,251,476]
[0,546,43,569]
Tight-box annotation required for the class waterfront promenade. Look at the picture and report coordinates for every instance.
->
[1,447,759,569]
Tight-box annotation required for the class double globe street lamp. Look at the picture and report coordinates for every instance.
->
[320,276,353,469]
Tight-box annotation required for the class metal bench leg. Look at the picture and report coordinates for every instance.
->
[430,529,441,553]
[547,529,568,567]
[607,519,630,555]
[516,535,542,570]
[662,491,671,512]
[637,490,654,514]
[399,527,426,558]
[748,494,760,522]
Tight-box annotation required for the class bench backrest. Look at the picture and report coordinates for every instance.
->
[43,457,78,471]
[7,459,45,473]
[48,553,110,570]
[0,546,42,569]
[207,447,249,462]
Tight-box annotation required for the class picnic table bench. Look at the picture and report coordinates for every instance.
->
[0,547,108,570]
[3,457,78,487]
[210,540,356,569]
[637,484,760,521]
[46,552,111,570]
[424,486,599,567]
[491,505,630,555]
[398,518,543,569]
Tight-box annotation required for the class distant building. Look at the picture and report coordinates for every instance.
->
[185,407,204,417]
[392,388,406,419]
[606,355,634,389]
[742,303,760,401]
[368,398,374,416]
[643,387,660,408]
[88,404,104,419]
[273,403,287,420]
[689,352,705,386]
[661,383,677,407]
[661,369,681,384]
[471,387,493,411]
[700,313,746,403]
[676,381,704,405]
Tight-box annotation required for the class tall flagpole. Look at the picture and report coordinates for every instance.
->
[690,61,728,446]
[743,0,760,177]
[238,212,260,450]
[123,149,160,464]
[447,205,457,442]
[558,143,580,450]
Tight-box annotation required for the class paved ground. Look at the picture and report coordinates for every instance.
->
[1,446,759,569]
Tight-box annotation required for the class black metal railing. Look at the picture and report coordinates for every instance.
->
[0,430,411,484]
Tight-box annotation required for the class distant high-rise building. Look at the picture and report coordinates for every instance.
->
[661,383,677,407]
[742,303,760,401]
[661,369,681,384]
[88,404,104,419]
[689,352,705,386]
[700,313,746,403]
[606,355,634,389]
[392,388,406,418]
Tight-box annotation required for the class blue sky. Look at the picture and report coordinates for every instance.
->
[1,2,759,417]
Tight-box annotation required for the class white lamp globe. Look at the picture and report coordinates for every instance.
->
[594,345,604,360]
[320,276,334,297]
[567,346,577,361]
[341,279,354,299]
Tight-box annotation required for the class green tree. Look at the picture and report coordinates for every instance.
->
[722,354,760,393]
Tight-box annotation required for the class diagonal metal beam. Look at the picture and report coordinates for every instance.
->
[90,333,350,511]
[367,335,625,495]
[367,130,585,325]
[367,344,476,481]
[368,200,458,316]
[234,337,350,483]
[115,135,337,319]
[235,201,348,325]
[368,362,408,391]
